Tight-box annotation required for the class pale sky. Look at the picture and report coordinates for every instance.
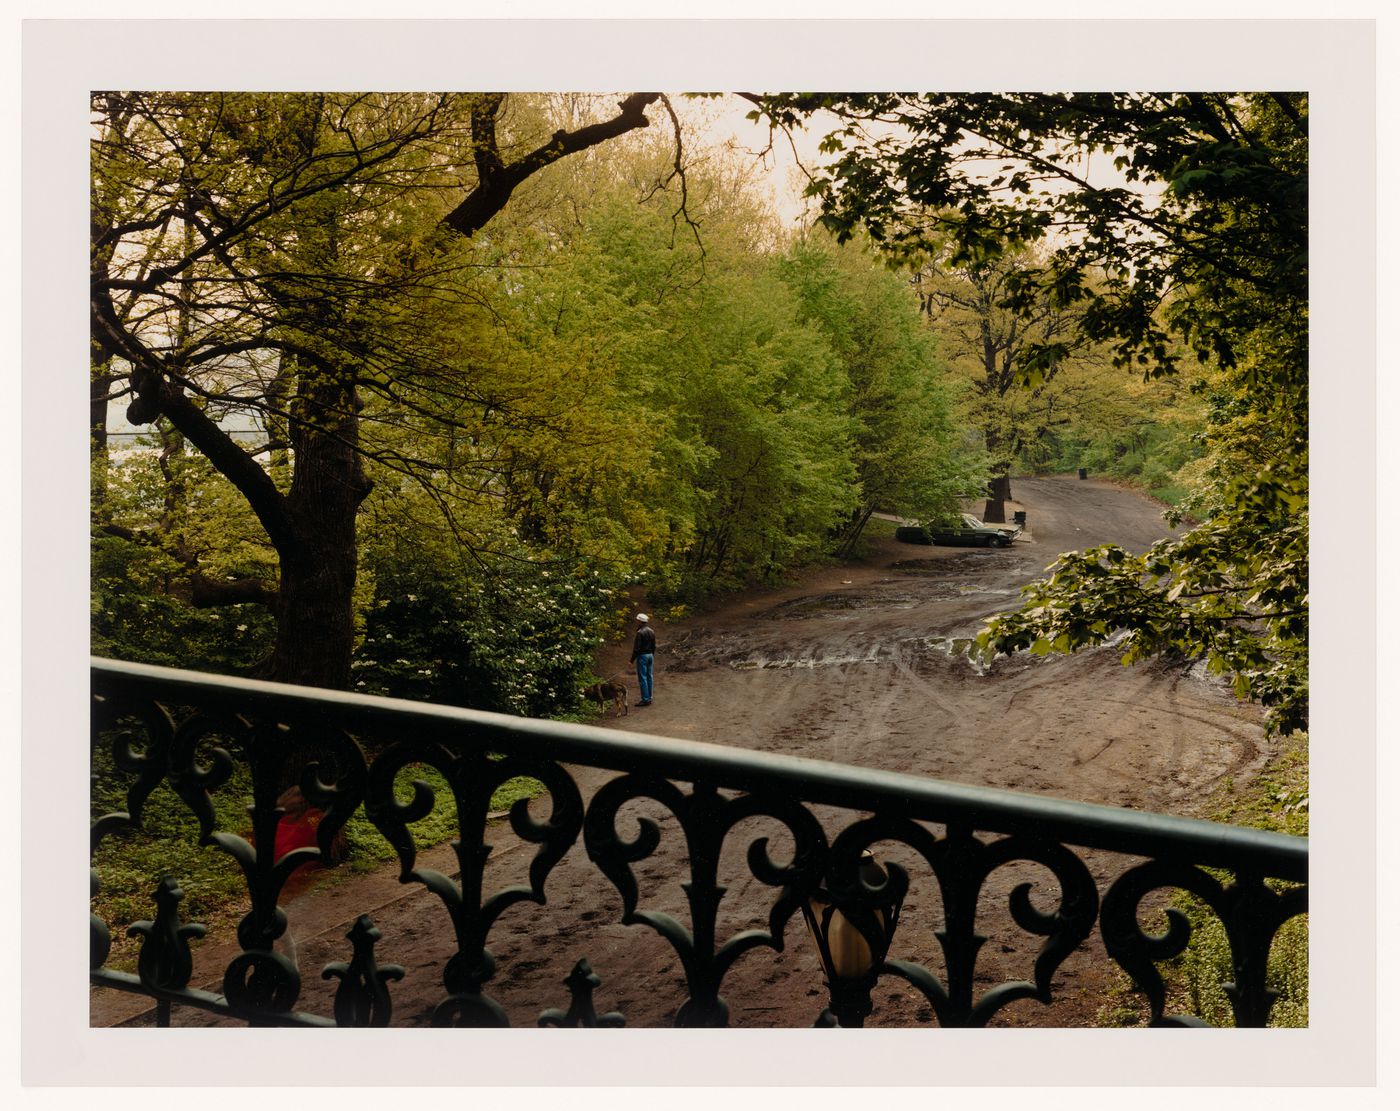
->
[675,92,1157,233]
[670,92,830,228]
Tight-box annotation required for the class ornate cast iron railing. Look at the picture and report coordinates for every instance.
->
[90,657,1307,1029]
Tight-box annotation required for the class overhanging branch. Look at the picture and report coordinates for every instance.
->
[190,575,278,608]
[442,93,661,237]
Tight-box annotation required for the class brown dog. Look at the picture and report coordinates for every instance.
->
[582,674,629,717]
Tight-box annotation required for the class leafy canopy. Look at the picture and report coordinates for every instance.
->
[752,92,1308,733]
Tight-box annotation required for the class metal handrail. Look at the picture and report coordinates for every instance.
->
[92,657,1306,879]
[89,656,1308,1029]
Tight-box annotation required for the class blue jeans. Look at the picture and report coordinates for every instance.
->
[635,653,654,702]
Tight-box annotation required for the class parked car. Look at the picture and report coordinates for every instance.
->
[895,513,1021,548]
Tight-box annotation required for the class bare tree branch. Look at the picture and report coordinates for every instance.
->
[442,93,661,237]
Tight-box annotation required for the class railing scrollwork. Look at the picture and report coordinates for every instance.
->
[89,658,1307,1029]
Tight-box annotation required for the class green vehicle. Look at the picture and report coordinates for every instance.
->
[895,513,1021,548]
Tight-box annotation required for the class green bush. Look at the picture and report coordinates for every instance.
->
[353,547,623,718]
[91,533,276,674]
[1170,902,1308,1027]
[1148,483,1191,507]
[1042,422,1203,494]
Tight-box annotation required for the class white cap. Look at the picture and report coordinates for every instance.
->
[636,613,649,623]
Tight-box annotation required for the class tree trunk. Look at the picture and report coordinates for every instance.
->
[982,428,1013,523]
[269,375,370,690]
[834,505,875,559]
[272,532,359,690]
[91,345,114,511]
[982,472,1012,523]
[265,352,293,490]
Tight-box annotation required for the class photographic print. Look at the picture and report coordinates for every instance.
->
[19,15,1378,1088]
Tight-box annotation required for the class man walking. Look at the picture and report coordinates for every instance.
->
[630,613,656,706]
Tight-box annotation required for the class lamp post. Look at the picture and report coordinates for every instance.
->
[801,849,907,1027]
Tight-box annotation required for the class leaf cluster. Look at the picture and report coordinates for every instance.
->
[979,488,1307,734]
[352,539,622,718]
[757,92,1309,729]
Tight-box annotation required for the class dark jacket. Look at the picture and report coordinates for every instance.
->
[630,625,656,661]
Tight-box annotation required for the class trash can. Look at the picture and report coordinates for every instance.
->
[1013,511,1027,526]
[1078,468,1088,480]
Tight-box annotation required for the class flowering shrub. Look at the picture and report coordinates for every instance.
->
[353,556,621,717]
[91,532,276,674]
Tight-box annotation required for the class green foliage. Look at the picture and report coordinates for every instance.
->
[354,535,622,717]
[1165,907,1308,1028]
[1045,420,1203,500]
[91,443,278,673]
[757,92,1309,731]
[669,263,859,593]
[91,533,275,672]
[1028,354,1209,500]
[778,234,978,537]
[481,167,970,601]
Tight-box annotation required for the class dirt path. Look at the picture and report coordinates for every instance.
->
[95,475,1270,1029]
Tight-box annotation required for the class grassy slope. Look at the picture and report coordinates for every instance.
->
[1098,731,1309,1027]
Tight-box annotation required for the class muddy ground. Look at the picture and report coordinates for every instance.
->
[93,475,1271,1029]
